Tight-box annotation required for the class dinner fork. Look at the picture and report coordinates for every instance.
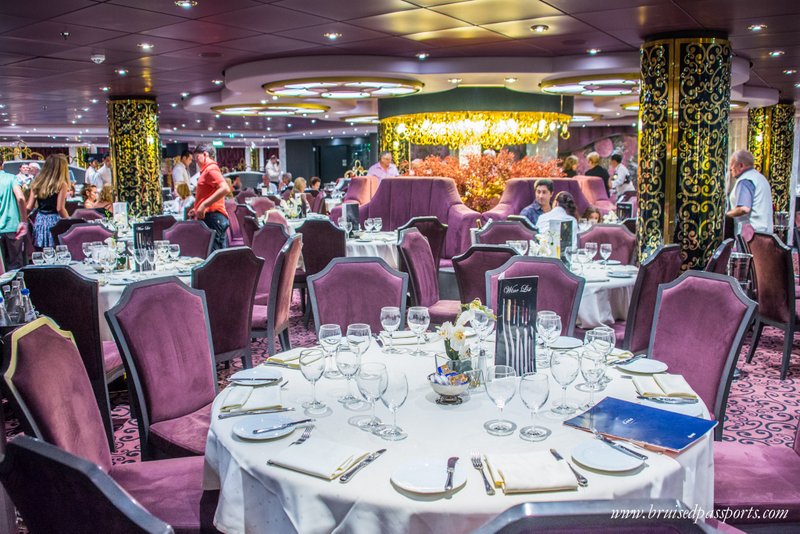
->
[290,425,314,446]
[470,452,495,495]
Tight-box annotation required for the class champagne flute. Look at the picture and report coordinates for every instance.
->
[375,372,408,441]
[599,243,613,265]
[483,365,517,436]
[319,323,343,379]
[550,350,580,416]
[535,311,561,369]
[519,372,551,441]
[579,346,606,409]
[355,363,387,431]
[379,306,403,354]
[299,349,329,416]
[407,306,430,357]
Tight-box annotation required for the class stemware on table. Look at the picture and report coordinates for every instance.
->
[535,311,561,369]
[483,365,517,436]
[550,350,580,416]
[299,349,329,416]
[599,243,613,264]
[407,306,430,357]
[31,252,44,265]
[338,323,370,407]
[518,372,551,441]
[506,240,529,256]
[42,247,55,265]
[374,372,408,441]
[585,242,598,262]
[373,218,383,232]
[354,362,388,431]
[585,326,615,386]
[379,306,404,354]
[319,323,343,379]
[579,346,606,409]
[472,308,495,356]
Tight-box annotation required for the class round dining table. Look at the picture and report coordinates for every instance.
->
[204,339,713,534]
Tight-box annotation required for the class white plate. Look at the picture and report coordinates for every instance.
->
[604,259,622,266]
[608,271,634,278]
[232,414,296,441]
[639,399,704,418]
[571,440,644,472]
[230,367,283,386]
[551,336,582,350]
[391,457,468,494]
[617,358,668,374]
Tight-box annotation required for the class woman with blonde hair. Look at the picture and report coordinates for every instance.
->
[93,184,115,212]
[82,184,98,208]
[290,177,311,212]
[176,182,195,214]
[584,151,610,195]
[28,154,70,248]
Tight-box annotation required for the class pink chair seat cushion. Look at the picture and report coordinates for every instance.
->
[111,456,217,533]
[714,441,800,523]
[101,341,123,375]
[254,293,269,306]
[229,237,244,247]
[148,402,212,457]
[252,304,268,327]
[429,299,462,325]
[439,259,453,269]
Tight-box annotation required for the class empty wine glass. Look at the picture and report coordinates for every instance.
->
[550,350,580,416]
[373,217,383,232]
[380,306,403,354]
[42,247,55,265]
[579,346,606,409]
[81,242,93,263]
[56,248,71,265]
[31,252,44,265]
[335,345,361,406]
[133,248,147,274]
[506,240,528,255]
[599,243,613,264]
[319,323,343,379]
[145,248,156,271]
[484,365,517,436]
[535,311,561,369]
[585,242,598,262]
[472,308,495,356]
[337,217,352,236]
[355,363,388,431]
[169,244,180,261]
[586,326,615,386]
[375,372,408,441]
[299,349,329,416]
[575,248,590,274]
[364,218,375,233]
[519,372,551,441]
[407,306,430,357]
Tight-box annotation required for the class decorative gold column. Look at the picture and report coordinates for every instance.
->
[747,102,796,213]
[378,122,409,170]
[107,97,162,217]
[638,33,731,269]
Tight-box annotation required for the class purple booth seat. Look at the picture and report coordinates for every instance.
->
[224,200,243,247]
[475,219,538,245]
[149,215,177,241]
[1,318,218,532]
[163,220,214,259]
[485,256,584,337]
[574,175,616,214]
[251,222,290,306]
[296,219,347,324]
[22,265,125,450]
[49,217,85,247]
[714,413,800,528]
[482,177,596,223]
[251,234,302,356]
[308,257,409,335]
[73,208,105,221]
[453,245,516,304]
[1,435,174,534]
[577,224,637,265]
[705,238,734,275]
[649,271,756,440]
[328,175,380,222]
[397,216,448,272]
[235,190,257,204]
[192,247,263,369]
[59,223,114,261]
[745,232,797,380]
[397,228,460,325]
[249,197,275,218]
[106,278,217,459]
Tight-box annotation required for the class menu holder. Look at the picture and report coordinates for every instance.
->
[616,202,633,221]
[549,219,573,261]
[112,202,128,229]
[132,222,154,272]
[494,276,538,374]
[343,202,360,238]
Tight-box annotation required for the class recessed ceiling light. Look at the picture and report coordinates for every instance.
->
[137,43,154,51]
[416,52,429,60]
[795,82,800,88]
[101,86,110,92]
[748,24,767,32]
[180,92,190,98]
[769,50,785,57]
[783,69,797,75]
[323,32,342,40]
[587,48,601,55]
[448,78,462,84]
[90,98,98,104]
[260,99,267,104]
[171,103,178,108]
[530,24,549,33]
[116,69,127,76]
[505,77,518,83]
[175,1,197,8]
[212,79,223,85]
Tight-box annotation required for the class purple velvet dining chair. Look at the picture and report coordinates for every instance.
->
[0,435,174,534]
[191,247,264,369]
[307,257,409,335]
[235,190,257,204]
[251,234,303,356]
[58,223,114,261]
[163,220,214,259]
[1,317,218,531]
[225,199,243,246]
[397,228,460,325]
[241,216,260,248]
[744,232,797,380]
[621,218,636,235]
[249,197,275,217]
[397,216,448,272]
[0,396,16,534]
[649,271,756,440]
[265,209,290,232]
[250,222,290,305]
[704,238,734,275]
[312,192,326,214]
[577,224,637,265]
[485,256,584,337]
[49,217,84,247]
[73,208,105,221]
[105,278,217,459]
[452,245,516,304]
[22,265,125,450]
[234,204,257,246]
[295,219,347,324]
[148,215,177,241]
[475,220,538,246]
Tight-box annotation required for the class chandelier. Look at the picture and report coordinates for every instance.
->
[264,77,423,99]
[541,73,640,97]
[210,103,329,116]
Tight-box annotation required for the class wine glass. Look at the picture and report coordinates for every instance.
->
[337,217,352,236]
[373,217,383,232]
[483,365,517,436]
[299,349,329,416]
[599,243,613,264]
[564,246,577,271]
[133,248,147,274]
[585,242,598,262]
[318,323,343,379]
[535,311,561,369]
[575,248,590,274]
[145,248,156,271]
[519,372,551,441]
[579,346,606,409]
[586,326,615,386]
[406,306,430,357]
[81,242,93,263]
[31,252,44,265]
[355,363,388,431]
[472,308,495,356]
[56,248,71,265]
[375,372,408,441]
[364,218,375,233]
[169,244,180,261]
[42,247,55,265]
[379,306,403,354]
[550,350,580,416]
[335,346,361,406]
[506,240,528,255]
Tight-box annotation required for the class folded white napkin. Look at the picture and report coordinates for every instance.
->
[485,451,577,494]
[268,438,369,480]
[632,374,698,399]
[608,348,634,361]
[220,385,282,413]
[582,269,610,283]
[267,349,303,368]
[380,330,429,346]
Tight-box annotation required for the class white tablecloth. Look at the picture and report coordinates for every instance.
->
[346,232,399,270]
[576,265,637,329]
[204,340,713,534]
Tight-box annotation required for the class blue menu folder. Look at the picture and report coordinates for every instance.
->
[563,397,717,453]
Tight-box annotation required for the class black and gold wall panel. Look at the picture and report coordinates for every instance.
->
[107,97,162,217]
[748,103,795,213]
[378,122,409,171]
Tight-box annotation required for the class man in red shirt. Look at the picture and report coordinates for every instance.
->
[189,144,230,251]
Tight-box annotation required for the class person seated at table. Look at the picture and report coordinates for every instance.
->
[93,185,115,213]
[231,175,242,195]
[176,182,195,215]
[82,184,98,208]
[582,206,602,225]
[536,191,578,247]
[585,151,611,196]
[279,173,293,194]
[306,176,321,194]
[224,178,235,199]
[28,154,69,249]
[367,151,399,180]
[291,177,312,211]
[520,179,553,226]
[562,155,578,177]
[609,154,634,198]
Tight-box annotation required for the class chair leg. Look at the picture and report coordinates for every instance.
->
[279,329,291,352]
[780,326,794,380]
[241,349,253,369]
[745,318,763,364]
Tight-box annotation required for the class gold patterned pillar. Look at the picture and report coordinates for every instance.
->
[107,97,162,217]
[378,122,409,170]
[747,102,796,213]
[638,33,732,269]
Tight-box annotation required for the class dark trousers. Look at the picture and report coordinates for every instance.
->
[203,211,229,252]
[0,233,25,270]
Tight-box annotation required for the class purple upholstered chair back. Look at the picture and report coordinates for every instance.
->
[649,272,756,438]
[328,176,380,221]
[270,235,303,333]
[704,239,734,275]
[308,257,409,334]
[49,217,84,247]
[192,247,263,357]
[312,192,326,214]
[397,216,448,270]
[485,257,584,336]
[397,228,439,307]
[225,200,241,241]
[234,204,256,246]
[106,278,217,427]
[453,245,516,304]
[59,223,113,260]
[748,232,794,324]
[250,197,275,217]
[73,208,105,221]
[296,219,347,277]
[623,245,683,354]
[482,178,595,221]
[577,224,637,265]
[235,190,257,204]
[476,220,538,245]
[241,216,260,248]
[148,215,177,241]
[265,209,290,232]
[251,223,290,303]
[2,318,112,471]
[163,220,214,259]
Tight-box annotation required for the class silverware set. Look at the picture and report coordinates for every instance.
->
[470,452,495,495]
[637,395,698,405]
[252,418,315,435]
[591,428,649,461]
[290,425,314,446]
[217,407,295,420]
[499,299,535,374]
[549,449,588,487]
[339,449,387,483]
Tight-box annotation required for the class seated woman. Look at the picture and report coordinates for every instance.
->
[582,206,602,225]
[176,182,195,215]
[535,191,578,247]
[93,185,115,213]
[224,178,235,198]
[562,155,578,177]
[82,184,98,208]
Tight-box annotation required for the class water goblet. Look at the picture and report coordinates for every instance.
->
[168,244,180,261]
[31,252,44,265]
[587,326,615,386]
[519,372,551,441]
[81,242,93,263]
[585,242,598,262]
[319,323,343,379]
[406,306,430,357]
[550,350,580,416]
[364,218,375,234]
[56,249,71,265]
[472,308,495,356]
[373,217,383,232]
[575,248,590,274]
[355,363,388,431]
[483,365,517,436]
[535,311,561,369]
[599,243,613,264]
[145,248,156,271]
[42,247,55,265]
[299,349,329,416]
[374,372,408,441]
[54,245,69,264]
[335,345,362,406]
[579,346,606,409]
[379,306,403,354]
[506,240,528,256]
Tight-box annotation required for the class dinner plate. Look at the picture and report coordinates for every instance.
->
[391,457,467,494]
[604,259,622,266]
[639,399,704,418]
[571,440,644,472]
[608,271,634,278]
[0,272,16,284]
[550,336,582,350]
[232,414,295,441]
[617,358,668,374]
[230,367,282,386]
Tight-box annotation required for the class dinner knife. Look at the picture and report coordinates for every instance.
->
[549,449,588,487]
[594,431,649,461]
[217,407,295,420]
[444,456,459,491]
[372,334,384,348]
[637,395,699,405]
[252,418,315,435]
[339,448,387,483]
[228,377,281,384]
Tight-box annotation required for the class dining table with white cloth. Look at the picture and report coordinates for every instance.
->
[203,338,713,534]
[344,231,400,270]
[575,264,637,329]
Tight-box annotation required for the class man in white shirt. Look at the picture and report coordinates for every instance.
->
[15,163,32,189]
[609,154,634,198]
[96,154,112,187]
[726,149,773,234]
[263,154,280,188]
[84,157,100,186]
[367,151,399,180]
[172,151,192,193]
